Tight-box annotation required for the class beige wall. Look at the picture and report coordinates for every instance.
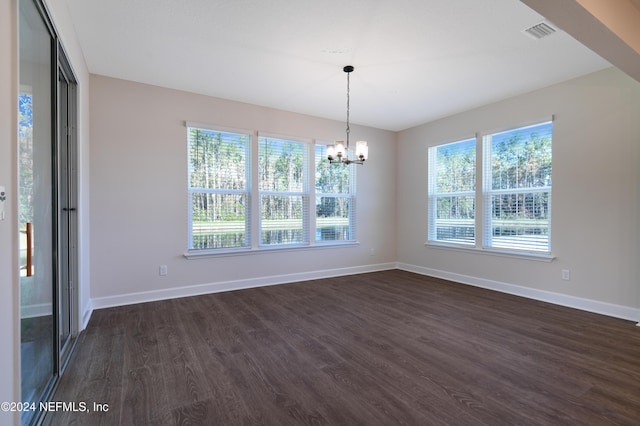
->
[68,67,640,319]
[89,75,397,304]
[397,67,640,314]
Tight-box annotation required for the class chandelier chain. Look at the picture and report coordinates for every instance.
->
[346,70,350,147]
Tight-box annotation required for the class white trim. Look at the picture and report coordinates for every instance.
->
[257,130,312,145]
[85,263,639,326]
[425,134,477,150]
[20,303,52,319]
[477,117,554,139]
[91,262,396,310]
[425,241,555,262]
[80,300,93,330]
[184,121,253,137]
[487,186,551,195]
[185,240,359,259]
[397,262,640,322]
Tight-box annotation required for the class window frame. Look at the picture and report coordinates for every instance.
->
[187,123,252,251]
[427,137,477,247]
[427,119,554,261]
[257,132,311,247]
[314,143,357,244]
[482,121,553,254]
[185,124,360,258]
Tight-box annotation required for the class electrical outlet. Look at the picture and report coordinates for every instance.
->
[369,248,376,256]
[159,265,168,276]
[561,269,570,281]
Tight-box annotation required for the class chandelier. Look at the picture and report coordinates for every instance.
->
[327,65,368,165]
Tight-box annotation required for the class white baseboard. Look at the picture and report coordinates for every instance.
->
[20,303,52,319]
[398,263,640,323]
[80,300,93,331]
[86,261,639,325]
[91,262,397,311]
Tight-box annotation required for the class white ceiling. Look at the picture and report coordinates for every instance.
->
[64,0,611,131]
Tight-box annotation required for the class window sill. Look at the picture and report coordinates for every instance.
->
[425,241,555,262]
[184,241,360,259]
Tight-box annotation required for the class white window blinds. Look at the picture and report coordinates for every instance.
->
[258,135,310,246]
[428,138,476,246]
[315,144,356,242]
[187,126,251,250]
[482,121,552,253]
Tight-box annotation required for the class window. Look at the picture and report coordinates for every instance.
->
[428,138,476,246]
[483,122,552,252]
[315,144,356,242]
[428,121,552,255]
[187,125,359,254]
[188,127,251,250]
[258,135,309,246]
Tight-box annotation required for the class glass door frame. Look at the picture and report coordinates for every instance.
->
[56,44,78,371]
[19,0,79,424]
[19,0,58,420]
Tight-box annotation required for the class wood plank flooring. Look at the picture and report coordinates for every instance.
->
[44,270,640,425]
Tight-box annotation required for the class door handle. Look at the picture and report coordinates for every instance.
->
[26,222,33,277]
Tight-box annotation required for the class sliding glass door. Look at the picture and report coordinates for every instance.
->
[19,0,78,424]
[19,0,55,416]
[57,57,77,367]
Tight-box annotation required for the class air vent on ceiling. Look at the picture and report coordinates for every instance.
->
[522,21,557,40]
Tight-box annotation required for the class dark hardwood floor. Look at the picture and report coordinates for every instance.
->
[45,270,640,425]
